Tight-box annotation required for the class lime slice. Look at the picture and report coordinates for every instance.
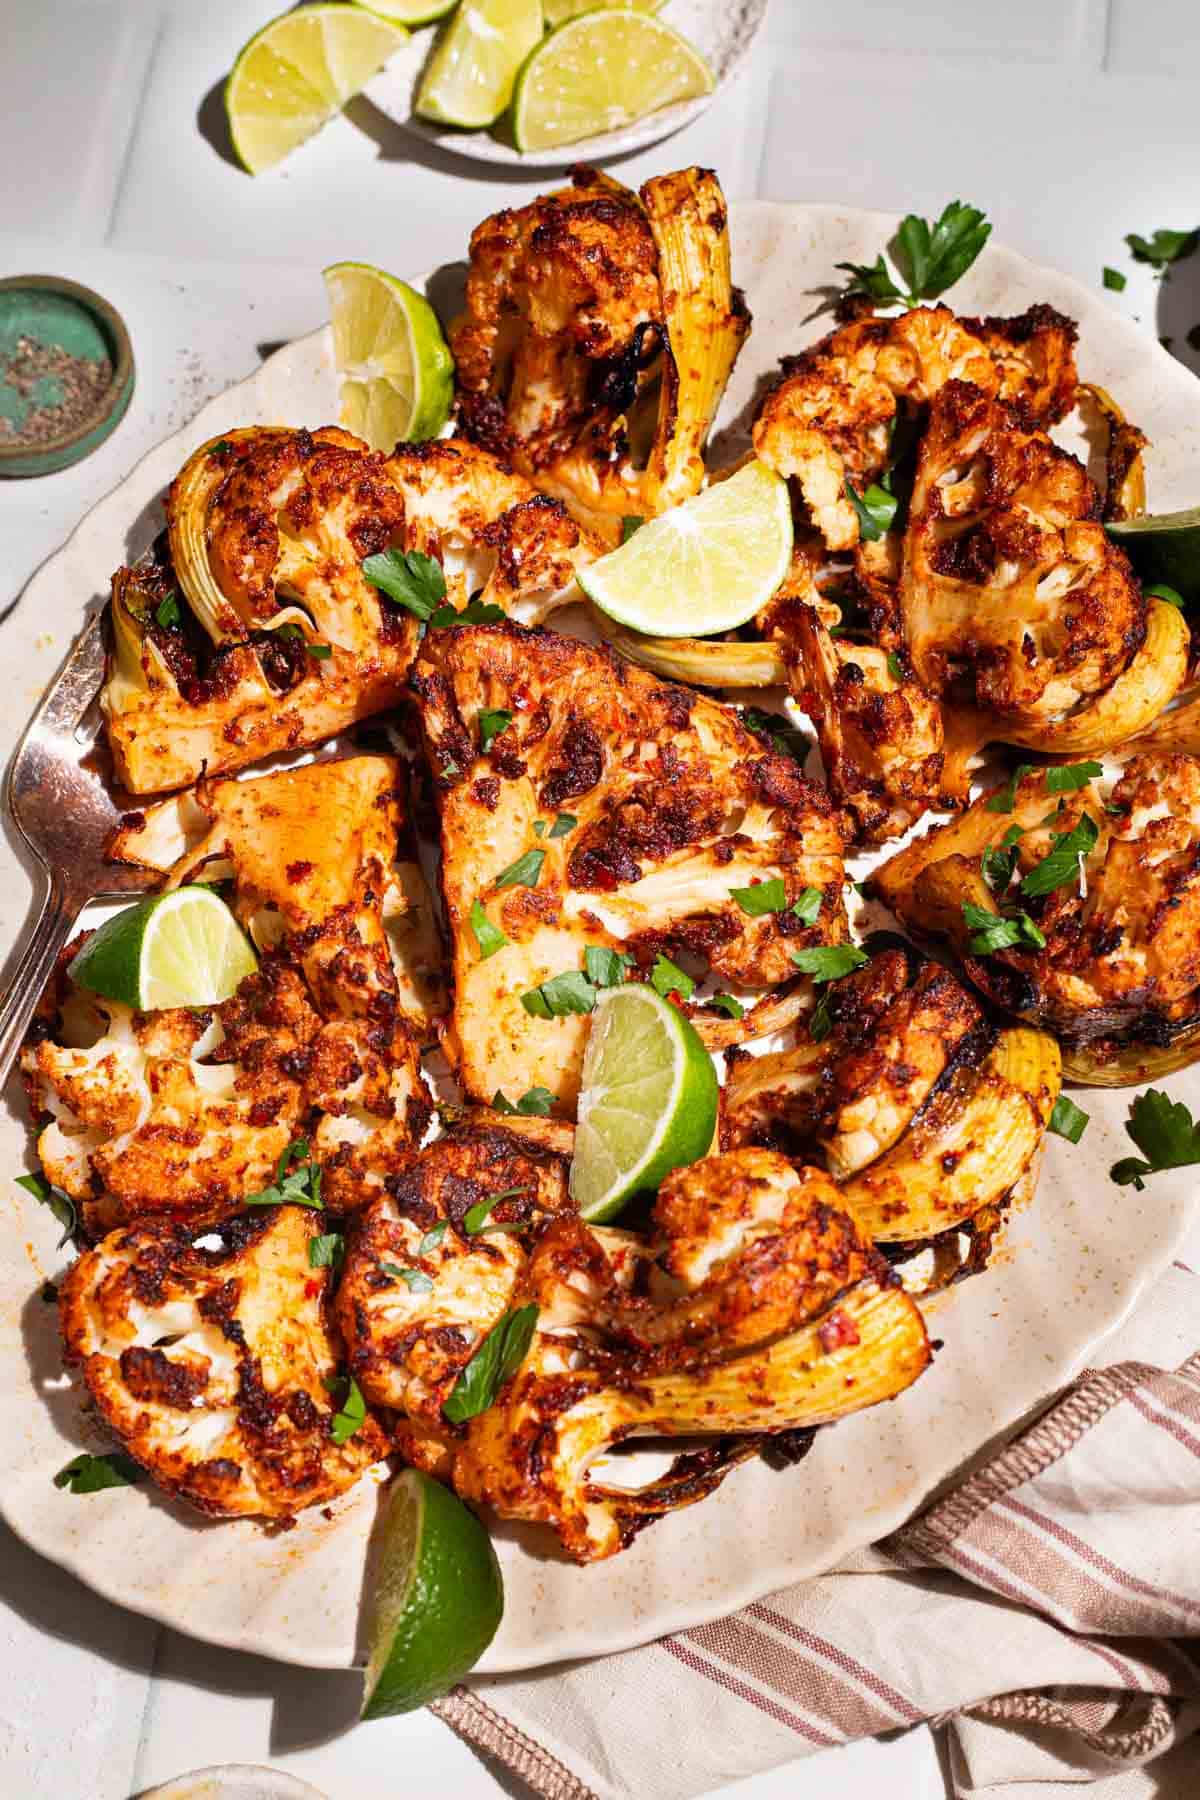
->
[323,261,454,447]
[226,4,408,175]
[1107,507,1200,606]
[542,0,662,24]
[511,12,714,153]
[358,0,456,22]
[415,0,544,130]
[577,460,794,638]
[67,888,258,1012]
[570,984,718,1222]
[362,1470,504,1718]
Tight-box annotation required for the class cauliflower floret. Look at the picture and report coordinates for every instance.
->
[59,1206,387,1519]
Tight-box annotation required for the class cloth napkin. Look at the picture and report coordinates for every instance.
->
[433,1260,1200,1800]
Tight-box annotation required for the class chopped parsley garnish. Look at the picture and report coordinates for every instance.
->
[1145,583,1186,609]
[982,824,1024,894]
[790,944,869,983]
[210,439,233,456]
[154,591,182,630]
[492,1086,555,1117]
[548,812,576,837]
[621,515,644,542]
[845,479,898,542]
[1125,228,1198,276]
[708,993,745,1020]
[273,622,331,658]
[244,1139,323,1209]
[1019,814,1099,898]
[521,970,597,1018]
[886,651,905,682]
[16,1172,76,1247]
[650,953,695,1001]
[494,848,545,890]
[837,201,991,308]
[417,1221,449,1255]
[809,991,834,1041]
[469,899,508,960]
[382,1263,433,1293]
[986,763,1036,813]
[443,1304,539,1424]
[428,596,506,627]
[361,548,446,619]
[1048,1095,1089,1144]
[478,708,512,753]
[304,641,332,659]
[54,1452,143,1495]
[791,886,823,925]
[1045,761,1103,794]
[962,901,1045,954]
[308,1233,344,1270]
[730,877,788,917]
[1102,267,1127,292]
[326,1373,367,1445]
[1111,1088,1200,1189]
[464,1187,530,1236]
[584,945,632,988]
[741,708,809,762]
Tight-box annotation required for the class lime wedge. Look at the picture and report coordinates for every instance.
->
[570,984,718,1222]
[577,461,794,638]
[542,0,662,23]
[358,0,456,22]
[323,261,454,447]
[226,4,408,175]
[415,0,544,130]
[362,1470,504,1718]
[67,888,258,1012]
[511,12,714,153]
[1107,507,1200,606]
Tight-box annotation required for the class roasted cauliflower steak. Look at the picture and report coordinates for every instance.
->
[411,620,848,1110]
[450,165,749,538]
[450,1150,930,1560]
[59,1205,387,1518]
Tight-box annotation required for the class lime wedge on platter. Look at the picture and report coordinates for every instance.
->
[415,0,544,129]
[511,10,714,154]
[1107,507,1200,606]
[324,260,454,447]
[570,984,719,1223]
[226,3,408,174]
[542,0,663,23]
[360,0,457,22]
[68,888,258,1012]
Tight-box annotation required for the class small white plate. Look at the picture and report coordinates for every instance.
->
[363,0,768,168]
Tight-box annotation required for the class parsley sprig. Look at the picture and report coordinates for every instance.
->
[444,1304,539,1424]
[1019,814,1099,899]
[54,1452,143,1495]
[838,201,992,309]
[244,1139,323,1209]
[962,902,1045,955]
[1111,1089,1200,1189]
[492,1086,555,1117]
[361,548,446,619]
[1125,228,1198,277]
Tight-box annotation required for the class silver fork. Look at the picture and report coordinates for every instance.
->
[0,614,156,1087]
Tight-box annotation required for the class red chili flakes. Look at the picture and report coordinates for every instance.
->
[818,1308,861,1355]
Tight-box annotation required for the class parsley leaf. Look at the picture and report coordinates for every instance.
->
[1102,266,1127,292]
[741,708,809,762]
[790,944,869,983]
[547,812,576,838]
[809,991,834,1041]
[16,1172,76,1247]
[585,945,632,988]
[154,591,182,630]
[492,1086,555,1117]
[1045,761,1103,794]
[428,596,506,627]
[896,201,992,300]
[478,708,512,753]
[730,877,788,917]
[886,651,905,682]
[327,1373,367,1445]
[54,1452,143,1495]
[708,993,745,1020]
[382,1265,433,1293]
[621,515,644,542]
[361,548,446,620]
[1146,583,1186,609]
[521,970,597,1018]
[962,900,1046,954]
[792,886,823,925]
[417,1221,449,1255]
[1125,228,1198,275]
[304,641,332,659]
[1019,814,1099,899]
[1111,1088,1200,1189]
[308,1233,344,1270]
[244,1138,323,1209]
[650,953,695,1001]
[444,1304,539,1424]
[464,1187,530,1236]
[469,899,508,960]
[494,848,545,890]
[982,824,1024,893]
[986,763,1036,813]
[834,252,906,306]
[846,479,898,541]
[1048,1095,1089,1144]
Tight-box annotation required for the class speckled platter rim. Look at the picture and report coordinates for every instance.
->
[0,202,1197,1674]
[363,0,768,169]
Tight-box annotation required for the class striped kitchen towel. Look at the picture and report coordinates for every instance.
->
[434,1261,1200,1800]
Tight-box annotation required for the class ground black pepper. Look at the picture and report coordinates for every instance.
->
[0,335,112,445]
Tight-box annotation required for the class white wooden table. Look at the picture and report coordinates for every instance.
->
[1,3,1197,1794]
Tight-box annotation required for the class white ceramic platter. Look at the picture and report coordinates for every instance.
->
[363,0,768,168]
[2,203,1198,1674]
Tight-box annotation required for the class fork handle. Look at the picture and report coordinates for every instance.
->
[0,877,80,1094]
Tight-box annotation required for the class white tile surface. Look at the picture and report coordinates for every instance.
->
[770,0,1091,61]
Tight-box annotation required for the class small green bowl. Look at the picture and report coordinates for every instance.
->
[0,275,135,478]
